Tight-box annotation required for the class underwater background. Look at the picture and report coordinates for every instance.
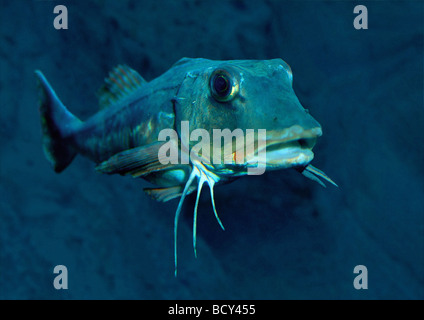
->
[0,0,423,299]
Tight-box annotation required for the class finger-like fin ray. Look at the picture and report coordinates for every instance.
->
[193,174,206,258]
[174,167,198,277]
[303,164,338,188]
[174,160,223,277]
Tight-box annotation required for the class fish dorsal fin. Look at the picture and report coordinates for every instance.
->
[98,65,146,109]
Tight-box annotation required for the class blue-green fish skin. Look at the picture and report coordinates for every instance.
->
[36,58,323,182]
[36,58,336,275]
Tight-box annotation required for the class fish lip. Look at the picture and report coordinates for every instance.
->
[265,126,322,147]
[264,126,321,152]
[251,126,322,169]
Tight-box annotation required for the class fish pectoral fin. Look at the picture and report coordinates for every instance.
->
[144,185,196,202]
[95,141,171,177]
[173,160,224,276]
[302,169,327,188]
[301,164,338,188]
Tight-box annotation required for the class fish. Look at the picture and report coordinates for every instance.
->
[35,57,337,276]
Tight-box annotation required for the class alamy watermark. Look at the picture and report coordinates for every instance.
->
[53,5,68,30]
[353,5,368,30]
[157,121,267,175]
[53,265,68,290]
[51,4,369,32]
[353,265,368,290]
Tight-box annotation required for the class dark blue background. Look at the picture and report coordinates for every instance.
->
[0,0,423,299]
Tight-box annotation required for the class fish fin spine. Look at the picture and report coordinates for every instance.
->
[98,65,146,109]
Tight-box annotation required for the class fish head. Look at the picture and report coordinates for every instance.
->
[164,58,334,276]
[173,58,322,174]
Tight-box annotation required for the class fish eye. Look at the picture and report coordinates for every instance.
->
[209,69,239,102]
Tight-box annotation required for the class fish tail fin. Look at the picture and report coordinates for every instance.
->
[35,70,81,173]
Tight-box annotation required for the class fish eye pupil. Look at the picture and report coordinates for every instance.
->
[213,74,230,97]
[210,69,238,102]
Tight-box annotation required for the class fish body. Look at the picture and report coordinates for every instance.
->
[36,57,337,275]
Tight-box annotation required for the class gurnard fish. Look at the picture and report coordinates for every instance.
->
[35,58,337,275]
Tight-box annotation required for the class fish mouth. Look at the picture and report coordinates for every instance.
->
[251,125,322,169]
